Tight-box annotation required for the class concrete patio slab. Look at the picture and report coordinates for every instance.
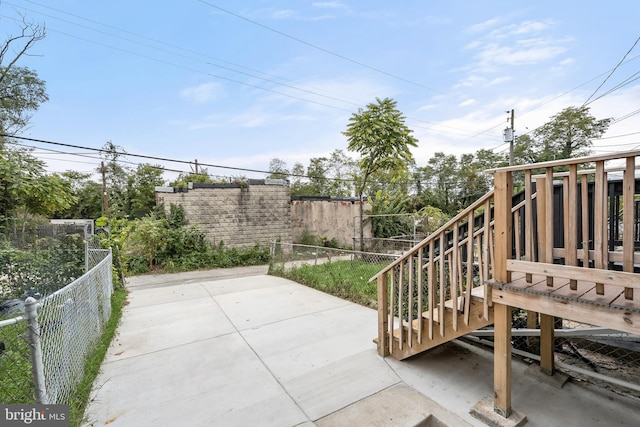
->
[84,266,640,427]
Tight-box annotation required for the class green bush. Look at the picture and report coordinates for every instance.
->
[114,205,270,275]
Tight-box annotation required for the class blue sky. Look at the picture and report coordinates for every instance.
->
[3,0,640,181]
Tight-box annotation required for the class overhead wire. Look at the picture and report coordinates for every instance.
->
[197,0,447,95]
[582,35,640,106]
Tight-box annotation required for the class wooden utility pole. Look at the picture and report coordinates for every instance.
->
[508,109,515,166]
[101,161,109,216]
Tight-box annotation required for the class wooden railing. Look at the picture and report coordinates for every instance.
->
[373,150,640,360]
[372,190,496,357]
[488,150,640,300]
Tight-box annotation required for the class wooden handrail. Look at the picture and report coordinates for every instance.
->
[484,149,640,174]
[370,189,495,282]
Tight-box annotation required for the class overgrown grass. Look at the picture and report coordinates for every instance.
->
[269,259,387,308]
[70,287,127,427]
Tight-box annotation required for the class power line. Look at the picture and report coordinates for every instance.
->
[0,133,362,182]
[198,1,447,96]
[582,35,640,106]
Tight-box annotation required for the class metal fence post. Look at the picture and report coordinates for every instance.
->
[25,297,48,404]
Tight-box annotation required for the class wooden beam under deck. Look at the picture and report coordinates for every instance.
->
[490,271,640,336]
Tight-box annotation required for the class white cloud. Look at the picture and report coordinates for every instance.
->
[459,99,477,107]
[271,9,298,19]
[312,1,347,9]
[179,83,224,103]
[488,76,511,86]
[468,18,502,33]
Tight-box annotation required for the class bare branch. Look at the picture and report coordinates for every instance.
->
[0,13,46,84]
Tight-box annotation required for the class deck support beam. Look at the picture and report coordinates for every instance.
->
[539,313,555,375]
[494,302,513,418]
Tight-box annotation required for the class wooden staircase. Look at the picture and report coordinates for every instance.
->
[372,190,497,360]
[373,150,640,420]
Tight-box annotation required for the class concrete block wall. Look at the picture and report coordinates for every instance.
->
[157,180,292,248]
[290,198,372,248]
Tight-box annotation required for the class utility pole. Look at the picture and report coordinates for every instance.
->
[101,161,109,216]
[194,159,199,175]
[504,109,515,165]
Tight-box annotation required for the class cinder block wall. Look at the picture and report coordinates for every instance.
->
[156,180,292,247]
[290,197,372,247]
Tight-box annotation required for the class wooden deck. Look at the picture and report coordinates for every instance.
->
[489,270,640,336]
[374,150,640,420]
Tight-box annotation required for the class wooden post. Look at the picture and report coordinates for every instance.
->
[623,156,635,300]
[494,302,513,418]
[377,273,389,357]
[493,170,513,285]
[493,170,513,418]
[539,313,555,375]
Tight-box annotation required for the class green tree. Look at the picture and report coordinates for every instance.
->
[267,158,289,180]
[54,171,103,219]
[127,163,165,218]
[531,106,612,162]
[344,97,418,250]
[0,16,47,134]
[0,144,75,235]
[170,168,214,187]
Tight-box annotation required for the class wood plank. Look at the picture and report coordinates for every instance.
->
[536,176,548,265]
[492,288,640,335]
[594,161,606,294]
[484,198,493,317]
[484,149,640,174]
[493,171,513,284]
[377,273,389,357]
[465,210,474,325]
[581,174,590,267]
[398,263,404,350]
[623,157,635,300]
[567,165,578,289]
[508,259,640,290]
[439,231,445,337]
[525,169,534,283]
[428,242,435,340]
[390,298,493,360]
[408,255,414,348]
[452,223,459,331]
[545,167,554,286]
[494,303,513,418]
[539,313,555,375]
[417,249,423,344]
[389,268,395,355]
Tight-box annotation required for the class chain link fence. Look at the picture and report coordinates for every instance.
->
[467,314,640,398]
[0,243,113,404]
[269,242,399,308]
[0,318,33,403]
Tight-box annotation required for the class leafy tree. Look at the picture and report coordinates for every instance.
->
[534,107,612,161]
[0,15,47,135]
[344,97,418,250]
[170,168,214,187]
[127,163,165,218]
[418,152,459,215]
[367,190,413,238]
[267,158,289,180]
[0,143,75,235]
[100,141,130,218]
[289,162,306,195]
[54,171,103,219]
[522,106,612,163]
[325,149,357,197]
